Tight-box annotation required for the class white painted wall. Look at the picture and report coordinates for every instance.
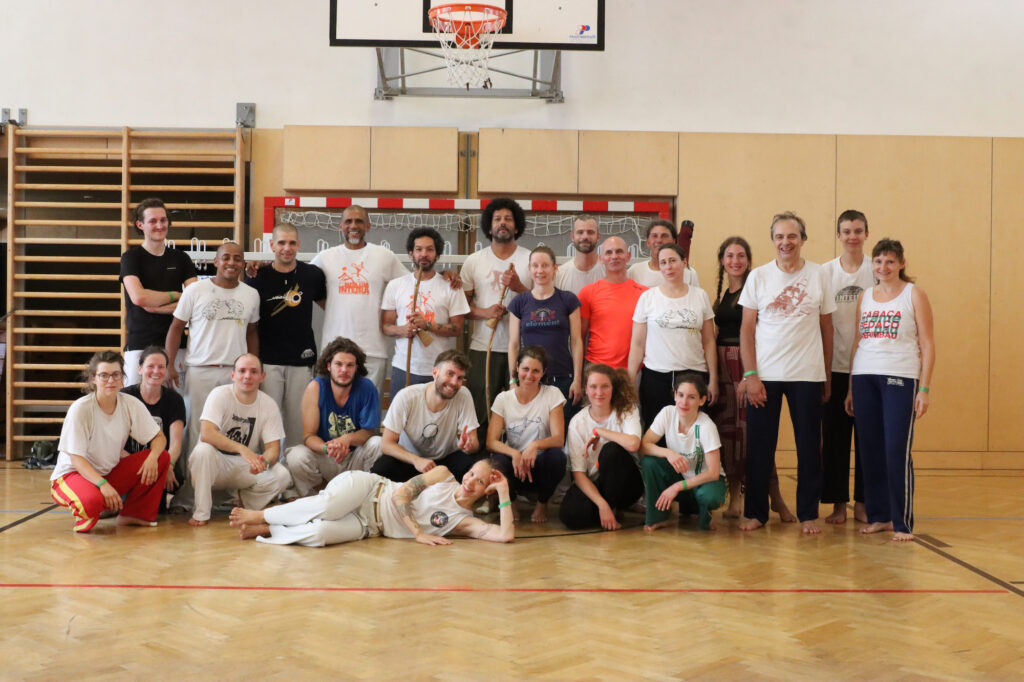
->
[3,0,1023,136]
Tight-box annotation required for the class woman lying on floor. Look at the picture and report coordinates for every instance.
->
[229,459,513,546]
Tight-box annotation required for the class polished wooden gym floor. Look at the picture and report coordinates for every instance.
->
[2,462,1022,681]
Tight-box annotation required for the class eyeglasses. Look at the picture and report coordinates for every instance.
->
[95,372,124,382]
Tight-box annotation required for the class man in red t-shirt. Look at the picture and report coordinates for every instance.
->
[578,236,647,369]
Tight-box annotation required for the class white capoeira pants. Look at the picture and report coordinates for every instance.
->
[363,355,389,393]
[285,437,383,496]
[258,470,385,547]
[189,442,292,522]
[261,364,314,452]
[184,366,232,455]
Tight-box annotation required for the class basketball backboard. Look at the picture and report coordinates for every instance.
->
[330,0,605,51]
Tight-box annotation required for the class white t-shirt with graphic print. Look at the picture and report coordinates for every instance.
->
[312,243,408,360]
[382,272,471,375]
[631,285,715,372]
[173,278,260,367]
[460,246,532,352]
[822,256,874,373]
[199,385,285,455]
[490,384,566,451]
[382,383,479,460]
[567,406,642,480]
[738,260,836,382]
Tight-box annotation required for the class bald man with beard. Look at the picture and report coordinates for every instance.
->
[578,236,647,369]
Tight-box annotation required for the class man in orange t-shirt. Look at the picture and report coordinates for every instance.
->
[578,236,647,369]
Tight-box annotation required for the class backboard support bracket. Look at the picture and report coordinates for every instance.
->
[373,47,563,102]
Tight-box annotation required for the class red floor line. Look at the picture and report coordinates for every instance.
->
[0,583,1007,595]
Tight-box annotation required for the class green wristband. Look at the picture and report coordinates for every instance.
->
[96,478,107,488]
[743,370,758,378]
[322,443,328,455]
[498,500,511,510]
[918,387,930,393]
[168,291,176,303]
[681,479,688,491]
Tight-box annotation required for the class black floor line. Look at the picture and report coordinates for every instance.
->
[915,533,951,547]
[0,504,58,534]
[913,537,1024,598]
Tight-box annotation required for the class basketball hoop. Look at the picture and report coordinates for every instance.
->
[428,3,508,89]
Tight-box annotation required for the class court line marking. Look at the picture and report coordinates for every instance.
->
[0,504,58,534]
[0,583,1007,595]
[913,538,1024,598]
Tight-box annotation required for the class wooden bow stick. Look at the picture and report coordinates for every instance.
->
[484,263,515,405]
[405,268,434,387]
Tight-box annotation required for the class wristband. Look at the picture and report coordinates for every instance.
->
[592,427,599,437]
[743,370,758,378]
[96,478,107,488]
[681,479,688,491]
[498,500,511,510]
[918,387,930,393]
[322,443,328,455]
[168,291,176,303]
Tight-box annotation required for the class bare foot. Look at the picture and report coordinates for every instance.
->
[772,500,797,523]
[117,516,158,527]
[891,532,914,542]
[228,507,264,527]
[188,518,208,527]
[801,520,822,535]
[825,503,847,525]
[853,502,868,523]
[530,502,548,524]
[723,482,742,518]
[706,518,718,531]
[860,521,893,535]
[239,522,271,540]
[643,520,673,532]
[738,517,764,531]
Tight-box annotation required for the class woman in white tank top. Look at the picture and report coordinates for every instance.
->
[845,239,935,542]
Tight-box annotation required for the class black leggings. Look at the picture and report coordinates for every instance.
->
[559,442,643,530]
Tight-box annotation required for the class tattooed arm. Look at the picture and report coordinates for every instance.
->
[391,466,455,546]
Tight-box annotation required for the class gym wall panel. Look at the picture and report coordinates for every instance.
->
[249,128,284,245]
[578,131,678,196]
[283,126,370,192]
[989,138,1024,453]
[836,135,991,453]
[478,129,577,195]
[370,127,459,193]
[678,133,837,452]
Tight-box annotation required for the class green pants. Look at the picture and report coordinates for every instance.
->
[640,457,726,530]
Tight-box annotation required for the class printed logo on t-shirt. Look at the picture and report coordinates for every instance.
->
[420,422,440,445]
[765,278,810,317]
[430,510,450,528]
[507,417,543,438]
[269,283,302,316]
[328,412,356,438]
[526,307,559,327]
[860,310,902,339]
[836,285,863,305]
[199,298,246,323]
[407,290,436,323]
[654,308,700,333]
[337,262,369,295]
[887,377,905,387]
[224,414,257,448]
[486,268,505,294]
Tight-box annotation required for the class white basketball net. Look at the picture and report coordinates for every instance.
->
[429,4,507,89]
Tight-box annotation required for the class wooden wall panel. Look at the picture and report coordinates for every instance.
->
[249,128,283,245]
[370,127,459,193]
[283,125,370,192]
[678,133,838,286]
[478,129,577,195]
[990,138,1024,453]
[579,131,678,196]
[836,135,991,453]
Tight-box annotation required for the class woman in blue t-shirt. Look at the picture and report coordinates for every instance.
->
[508,246,583,424]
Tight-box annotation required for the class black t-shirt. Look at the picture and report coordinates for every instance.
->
[246,261,327,366]
[121,383,187,453]
[714,288,743,347]
[119,246,198,351]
